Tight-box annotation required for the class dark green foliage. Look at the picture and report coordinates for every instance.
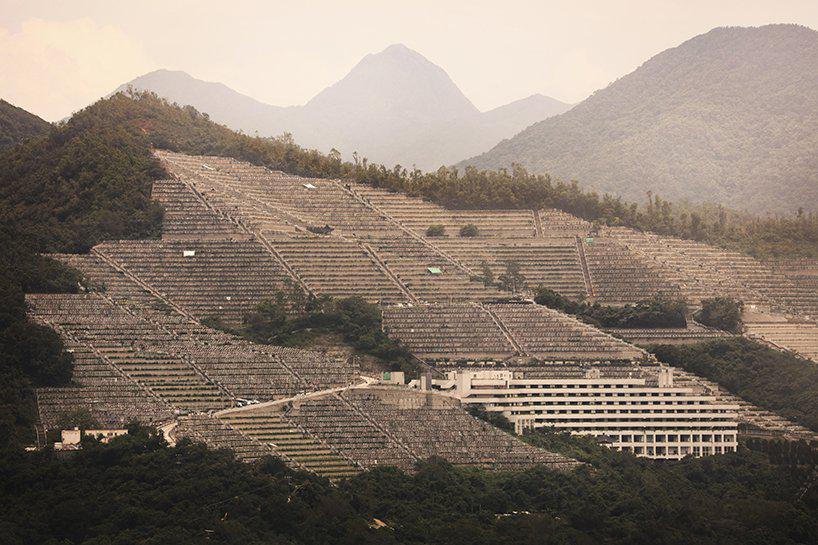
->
[1,425,815,544]
[746,438,818,467]
[651,338,818,431]
[466,406,514,432]
[0,367,38,451]
[0,99,50,153]
[307,224,334,235]
[534,288,688,328]
[0,426,377,545]
[0,227,78,450]
[425,224,445,237]
[243,291,289,341]
[0,321,74,386]
[6,91,812,259]
[0,98,165,253]
[240,295,418,375]
[695,297,744,333]
[459,223,479,237]
[479,260,495,287]
[497,260,526,293]
[0,225,83,295]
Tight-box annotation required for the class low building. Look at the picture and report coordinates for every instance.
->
[54,428,128,450]
[436,367,738,459]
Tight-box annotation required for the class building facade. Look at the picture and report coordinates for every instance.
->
[437,368,738,459]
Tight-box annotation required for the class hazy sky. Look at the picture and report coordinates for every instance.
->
[2,0,817,121]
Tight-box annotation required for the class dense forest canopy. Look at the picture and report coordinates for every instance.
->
[225,293,419,375]
[460,24,818,216]
[650,339,818,432]
[0,226,80,449]
[0,99,50,153]
[533,288,688,329]
[1,424,815,544]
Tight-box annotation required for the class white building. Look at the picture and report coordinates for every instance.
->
[437,367,739,459]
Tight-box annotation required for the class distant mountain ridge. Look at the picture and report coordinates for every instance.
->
[115,44,571,169]
[459,24,818,213]
[0,99,50,153]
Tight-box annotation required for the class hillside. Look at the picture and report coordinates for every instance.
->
[0,99,50,153]
[460,25,818,214]
[115,45,571,169]
[3,428,817,544]
[2,96,817,544]
[117,69,288,136]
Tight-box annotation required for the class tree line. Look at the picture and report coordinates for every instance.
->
[206,289,419,375]
[4,91,814,261]
[0,422,815,544]
[651,338,818,432]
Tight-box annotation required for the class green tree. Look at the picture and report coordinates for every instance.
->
[651,338,818,431]
[459,224,479,237]
[426,224,446,237]
[243,292,288,342]
[695,297,744,332]
[479,261,495,287]
[498,260,525,293]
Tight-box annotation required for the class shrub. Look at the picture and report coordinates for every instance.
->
[695,297,743,332]
[498,260,526,293]
[306,224,333,235]
[534,287,687,328]
[241,295,418,376]
[459,224,479,237]
[479,261,495,287]
[426,224,445,237]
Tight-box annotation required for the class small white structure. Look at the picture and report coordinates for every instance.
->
[183,250,196,257]
[55,428,82,450]
[84,429,128,443]
[54,428,128,450]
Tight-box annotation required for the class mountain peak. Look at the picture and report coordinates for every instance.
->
[380,43,417,56]
[113,46,569,169]
[306,43,478,120]
[461,24,818,213]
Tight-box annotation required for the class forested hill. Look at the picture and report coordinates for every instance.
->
[1,91,815,260]
[459,24,818,214]
[0,99,50,153]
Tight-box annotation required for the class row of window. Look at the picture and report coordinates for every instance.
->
[504,407,731,415]
[472,390,709,400]
[619,445,736,456]
[605,433,736,443]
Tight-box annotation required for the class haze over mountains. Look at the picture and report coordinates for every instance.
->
[117,44,571,170]
[461,24,818,214]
